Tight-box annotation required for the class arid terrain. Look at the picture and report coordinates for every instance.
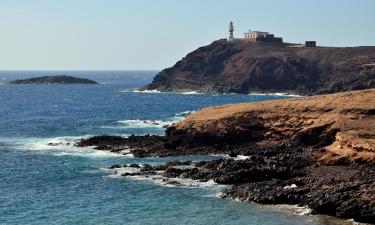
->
[76,89,375,223]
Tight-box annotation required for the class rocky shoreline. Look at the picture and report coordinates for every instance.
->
[76,89,375,224]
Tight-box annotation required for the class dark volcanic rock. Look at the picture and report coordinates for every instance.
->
[76,135,127,147]
[137,153,374,223]
[9,75,97,84]
[108,164,122,169]
[142,39,375,95]
[75,90,375,223]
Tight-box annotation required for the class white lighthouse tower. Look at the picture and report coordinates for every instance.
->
[228,21,235,42]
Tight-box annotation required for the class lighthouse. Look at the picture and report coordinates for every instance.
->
[228,21,235,42]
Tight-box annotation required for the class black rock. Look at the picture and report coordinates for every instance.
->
[108,164,122,169]
[9,75,97,85]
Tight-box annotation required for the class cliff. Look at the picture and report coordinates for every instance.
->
[9,75,97,84]
[172,88,375,164]
[143,40,375,95]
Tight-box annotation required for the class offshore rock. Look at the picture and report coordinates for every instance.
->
[9,75,97,84]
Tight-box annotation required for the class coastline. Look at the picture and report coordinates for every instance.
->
[124,88,304,97]
[143,40,375,96]
[76,89,375,224]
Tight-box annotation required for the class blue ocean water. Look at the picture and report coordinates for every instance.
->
[0,71,352,225]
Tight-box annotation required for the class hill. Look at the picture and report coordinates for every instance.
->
[143,40,375,95]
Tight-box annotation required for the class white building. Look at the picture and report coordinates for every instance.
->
[243,30,282,43]
[244,31,270,39]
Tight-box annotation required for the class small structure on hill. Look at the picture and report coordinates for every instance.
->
[228,21,235,42]
[305,41,316,47]
[226,22,316,46]
[243,30,283,43]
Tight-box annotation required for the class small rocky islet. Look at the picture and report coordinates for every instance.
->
[75,89,375,224]
[8,75,97,84]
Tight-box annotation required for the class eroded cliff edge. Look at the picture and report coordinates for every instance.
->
[77,89,375,223]
[143,40,375,95]
[172,89,375,164]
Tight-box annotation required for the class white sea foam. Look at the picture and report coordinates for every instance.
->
[121,89,203,95]
[209,153,231,158]
[274,93,302,97]
[148,176,220,188]
[121,89,163,94]
[126,89,302,97]
[0,136,128,158]
[295,206,313,216]
[249,92,302,97]
[102,166,141,178]
[175,110,195,116]
[234,155,250,160]
[180,91,202,95]
[274,204,312,216]
[117,119,175,129]
[133,89,162,94]
[215,191,225,198]
[283,184,298,189]
[208,154,253,161]
[114,110,192,130]
[104,166,223,189]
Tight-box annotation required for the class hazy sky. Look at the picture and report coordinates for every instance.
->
[0,0,374,70]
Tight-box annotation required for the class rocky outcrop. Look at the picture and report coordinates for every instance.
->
[172,89,375,164]
[110,154,375,223]
[143,39,375,95]
[77,89,375,162]
[76,89,375,223]
[9,75,97,84]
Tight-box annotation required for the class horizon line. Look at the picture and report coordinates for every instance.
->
[0,69,161,72]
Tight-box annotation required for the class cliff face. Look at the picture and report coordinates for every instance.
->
[172,89,375,164]
[144,40,375,95]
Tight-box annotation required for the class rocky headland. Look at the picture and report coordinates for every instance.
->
[76,89,375,223]
[9,75,97,84]
[142,40,375,95]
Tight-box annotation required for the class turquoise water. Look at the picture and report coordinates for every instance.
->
[0,71,353,224]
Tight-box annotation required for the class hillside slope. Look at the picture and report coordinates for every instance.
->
[143,40,375,95]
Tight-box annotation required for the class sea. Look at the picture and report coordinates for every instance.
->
[0,71,356,225]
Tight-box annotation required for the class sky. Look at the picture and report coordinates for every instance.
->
[0,0,374,70]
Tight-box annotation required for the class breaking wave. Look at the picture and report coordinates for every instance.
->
[121,89,203,95]
[117,119,174,129]
[175,110,195,116]
[122,89,301,97]
[104,166,222,189]
[0,136,128,158]
[103,110,194,131]
[249,92,302,97]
